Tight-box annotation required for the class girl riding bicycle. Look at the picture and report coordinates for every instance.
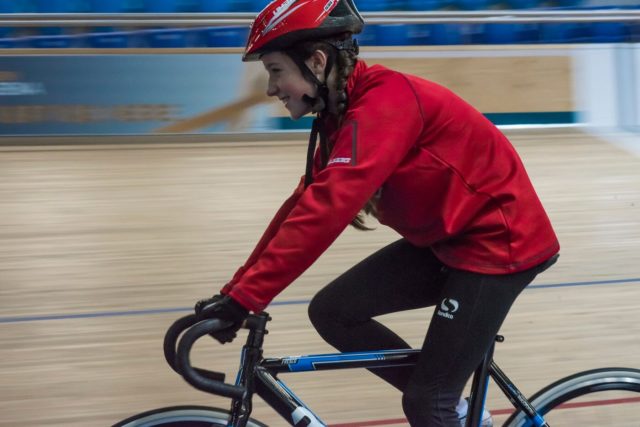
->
[195,1,560,425]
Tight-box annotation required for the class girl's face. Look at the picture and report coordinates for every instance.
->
[261,51,318,120]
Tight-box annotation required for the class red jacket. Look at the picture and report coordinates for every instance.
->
[223,60,559,312]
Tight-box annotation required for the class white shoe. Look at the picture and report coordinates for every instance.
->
[456,397,493,427]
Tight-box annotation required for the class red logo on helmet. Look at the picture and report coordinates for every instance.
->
[262,0,309,36]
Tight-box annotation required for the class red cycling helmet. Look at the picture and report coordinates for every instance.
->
[242,0,364,62]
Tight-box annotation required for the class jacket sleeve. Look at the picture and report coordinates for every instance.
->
[227,71,425,312]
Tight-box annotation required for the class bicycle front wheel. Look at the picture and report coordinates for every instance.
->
[503,367,640,427]
[112,405,267,427]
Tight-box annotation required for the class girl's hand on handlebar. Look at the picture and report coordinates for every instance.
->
[194,294,249,344]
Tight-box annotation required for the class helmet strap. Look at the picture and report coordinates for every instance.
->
[303,117,329,188]
[303,118,319,188]
[288,46,335,114]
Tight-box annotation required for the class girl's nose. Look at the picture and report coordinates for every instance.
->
[266,79,278,97]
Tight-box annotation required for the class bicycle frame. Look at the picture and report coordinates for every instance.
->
[169,313,551,427]
[251,349,421,426]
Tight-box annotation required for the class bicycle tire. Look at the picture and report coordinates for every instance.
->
[112,405,268,427]
[502,367,640,427]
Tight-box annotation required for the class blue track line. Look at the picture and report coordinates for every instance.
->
[1,279,639,324]
[530,277,640,289]
[0,299,311,324]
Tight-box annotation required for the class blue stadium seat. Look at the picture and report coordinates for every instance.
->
[85,31,134,48]
[375,24,410,46]
[25,34,82,48]
[406,24,431,45]
[483,23,517,44]
[465,24,486,44]
[507,0,541,8]
[179,0,201,11]
[429,24,463,45]
[0,2,17,13]
[0,38,17,48]
[249,0,271,11]
[1,0,36,13]
[517,23,539,43]
[406,0,452,10]
[539,23,589,43]
[631,22,640,42]
[356,0,388,11]
[88,0,128,12]
[200,0,261,12]
[483,23,539,44]
[144,28,192,47]
[124,0,145,12]
[386,0,406,9]
[141,0,202,12]
[40,27,66,36]
[143,0,179,12]
[201,27,249,47]
[555,0,582,6]
[456,0,496,10]
[34,0,80,12]
[590,22,628,43]
[200,0,234,12]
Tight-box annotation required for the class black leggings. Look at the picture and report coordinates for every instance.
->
[308,239,550,426]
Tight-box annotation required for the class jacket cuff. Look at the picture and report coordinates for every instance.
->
[227,288,262,313]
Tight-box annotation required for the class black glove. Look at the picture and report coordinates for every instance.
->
[194,294,249,344]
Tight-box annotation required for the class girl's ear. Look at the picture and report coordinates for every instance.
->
[306,49,328,80]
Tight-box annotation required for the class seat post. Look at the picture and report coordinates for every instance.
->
[465,335,502,427]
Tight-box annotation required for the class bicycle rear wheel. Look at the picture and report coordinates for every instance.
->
[112,405,267,427]
[503,367,640,427]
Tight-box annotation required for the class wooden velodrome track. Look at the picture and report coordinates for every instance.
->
[1,128,639,426]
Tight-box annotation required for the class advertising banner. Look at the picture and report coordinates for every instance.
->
[0,53,273,136]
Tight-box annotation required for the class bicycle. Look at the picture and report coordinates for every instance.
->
[113,309,640,427]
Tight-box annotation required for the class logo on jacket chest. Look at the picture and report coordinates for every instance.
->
[327,157,351,166]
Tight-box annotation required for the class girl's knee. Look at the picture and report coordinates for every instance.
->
[308,289,334,332]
